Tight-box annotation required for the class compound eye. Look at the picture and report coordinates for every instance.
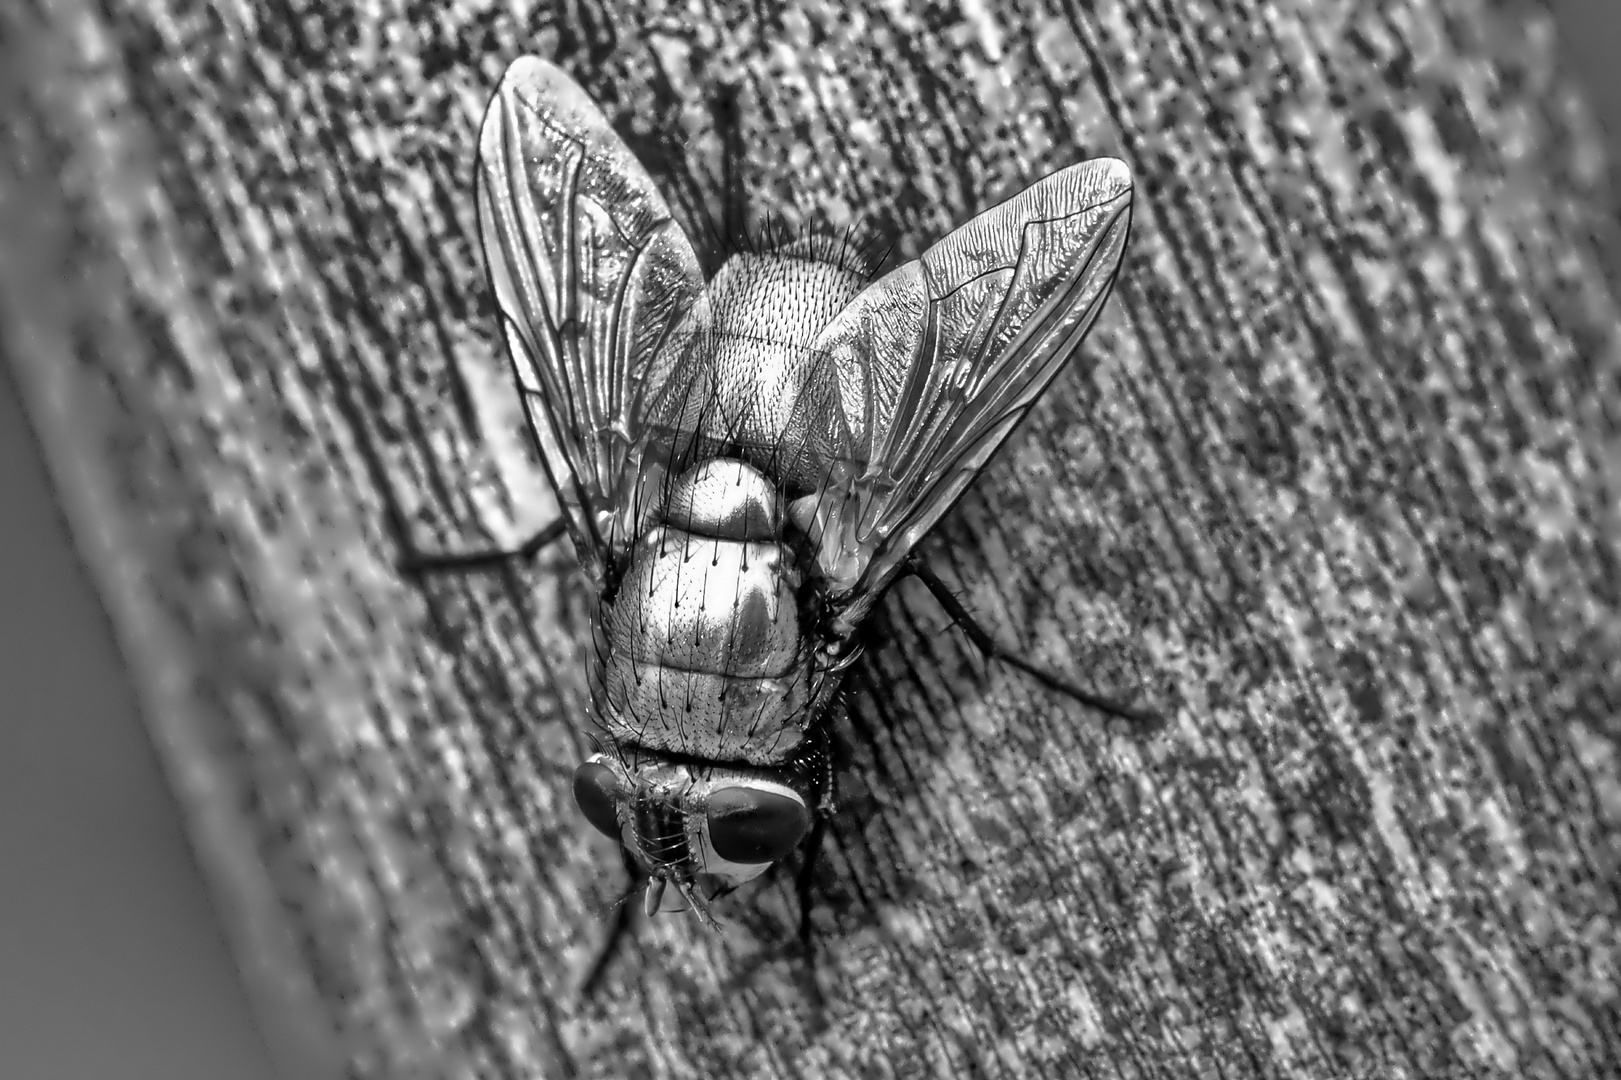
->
[572,761,624,840]
[705,786,811,864]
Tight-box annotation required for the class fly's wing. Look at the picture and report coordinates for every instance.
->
[476,57,706,587]
[807,159,1133,626]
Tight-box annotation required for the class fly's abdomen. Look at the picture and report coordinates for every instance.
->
[599,460,813,764]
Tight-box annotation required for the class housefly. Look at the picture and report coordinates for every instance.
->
[406,57,1142,974]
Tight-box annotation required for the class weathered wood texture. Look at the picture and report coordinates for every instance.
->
[4,0,1619,1077]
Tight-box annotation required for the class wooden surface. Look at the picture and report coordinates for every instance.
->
[4,1,1619,1078]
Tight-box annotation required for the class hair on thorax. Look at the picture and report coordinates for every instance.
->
[701,210,897,282]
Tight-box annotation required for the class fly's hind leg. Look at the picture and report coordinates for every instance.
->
[398,518,568,576]
[903,557,1157,727]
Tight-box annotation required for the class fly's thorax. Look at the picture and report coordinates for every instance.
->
[597,459,821,764]
[571,730,832,914]
[642,254,866,495]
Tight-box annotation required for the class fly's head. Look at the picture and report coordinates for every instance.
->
[571,733,831,921]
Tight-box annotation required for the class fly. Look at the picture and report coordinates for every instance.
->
[405,57,1146,985]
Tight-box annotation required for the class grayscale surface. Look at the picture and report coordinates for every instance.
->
[3,1,1620,1078]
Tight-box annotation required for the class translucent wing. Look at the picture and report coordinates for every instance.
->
[808,160,1133,626]
[476,57,706,587]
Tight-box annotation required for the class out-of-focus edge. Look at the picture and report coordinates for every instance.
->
[0,14,345,1080]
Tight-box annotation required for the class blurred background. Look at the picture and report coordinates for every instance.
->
[1,4,1616,1078]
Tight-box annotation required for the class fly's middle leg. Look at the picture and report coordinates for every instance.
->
[398,517,568,575]
[903,557,1157,727]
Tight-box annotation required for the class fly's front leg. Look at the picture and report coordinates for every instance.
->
[577,847,643,998]
[795,816,827,954]
[792,816,830,1014]
[398,518,568,576]
[903,557,1157,727]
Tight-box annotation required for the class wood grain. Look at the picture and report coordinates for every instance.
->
[4,1,1619,1077]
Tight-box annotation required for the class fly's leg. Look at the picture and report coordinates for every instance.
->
[578,849,642,998]
[714,81,747,248]
[903,557,1157,726]
[794,817,829,1014]
[795,816,827,953]
[398,518,568,575]
[577,900,635,998]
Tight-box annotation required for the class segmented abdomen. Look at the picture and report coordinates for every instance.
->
[596,459,813,765]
